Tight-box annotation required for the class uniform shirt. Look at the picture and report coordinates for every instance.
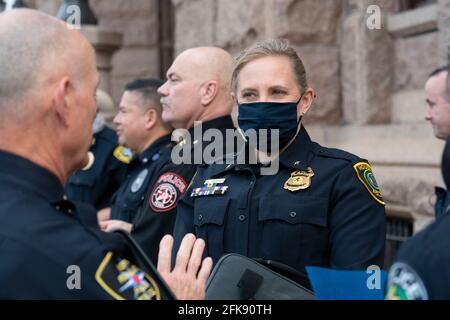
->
[386,212,450,300]
[173,126,386,279]
[0,150,173,300]
[110,134,173,223]
[65,127,129,210]
[435,136,450,217]
[132,115,236,264]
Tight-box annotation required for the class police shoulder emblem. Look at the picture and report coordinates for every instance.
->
[353,162,385,205]
[113,146,133,164]
[95,251,161,300]
[284,167,314,192]
[386,262,428,300]
[131,169,149,193]
[149,172,188,213]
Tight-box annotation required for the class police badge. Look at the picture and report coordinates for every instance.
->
[284,168,314,192]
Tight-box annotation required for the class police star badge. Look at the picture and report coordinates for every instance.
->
[284,167,314,192]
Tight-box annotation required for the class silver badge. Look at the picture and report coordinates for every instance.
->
[131,169,149,193]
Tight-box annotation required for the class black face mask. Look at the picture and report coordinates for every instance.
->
[237,97,302,153]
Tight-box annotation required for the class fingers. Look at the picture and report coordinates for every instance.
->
[98,220,108,231]
[174,234,196,272]
[197,257,213,285]
[187,238,206,275]
[158,234,174,274]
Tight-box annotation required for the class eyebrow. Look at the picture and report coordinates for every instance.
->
[426,99,435,105]
[240,85,290,92]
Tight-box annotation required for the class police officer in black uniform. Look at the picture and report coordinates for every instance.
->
[172,39,386,284]
[0,9,211,299]
[424,66,450,217]
[98,79,174,232]
[128,47,237,264]
[65,113,129,210]
[385,67,450,300]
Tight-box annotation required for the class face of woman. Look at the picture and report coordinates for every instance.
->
[236,55,302,105]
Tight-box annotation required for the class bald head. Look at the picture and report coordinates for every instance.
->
[175,47,233,93]
[158,47,234,129]
[0,9,100,183]
[0,9,94,113]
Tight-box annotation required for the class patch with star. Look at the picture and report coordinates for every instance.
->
[386,262,428,300]
[113,146,133,164]
[353,162,385,205]
[149,172,188,213]
[95,251,161,300]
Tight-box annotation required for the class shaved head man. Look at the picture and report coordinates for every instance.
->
[0,9,211,300]
[129,47,238,264]
[158,47,234,129]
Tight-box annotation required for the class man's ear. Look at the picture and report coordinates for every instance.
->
[52,77,71,127]
[200,80,219,106]
[145,108,157,130]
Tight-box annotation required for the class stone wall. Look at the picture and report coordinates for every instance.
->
[30,0,160,104]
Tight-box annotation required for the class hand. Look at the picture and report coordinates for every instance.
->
[157,234,213,300]
[97,207,111,223]
[99,219,132,233]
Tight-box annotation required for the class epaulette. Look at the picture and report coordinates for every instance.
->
[313,144,362,163]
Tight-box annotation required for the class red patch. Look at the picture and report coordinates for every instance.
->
[149,172,188,213]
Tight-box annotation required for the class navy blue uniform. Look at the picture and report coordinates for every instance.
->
[435,136,450,217]
[110,134,173,223]
[0,150,174,299]
[65,127,129,210]
[132,116,236,264]
[386,213,450,300]
[173,126,386,280]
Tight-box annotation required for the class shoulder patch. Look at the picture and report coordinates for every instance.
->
[113,146,133,164]
[95,251,161,300]
[353,162,385,205]
[149,172,188,213]
[386,262,428,300]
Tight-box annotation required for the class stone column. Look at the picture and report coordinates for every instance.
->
[80,26,123,95]
[341,0,395,125]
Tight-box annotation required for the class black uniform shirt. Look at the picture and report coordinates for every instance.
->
[173,126,386,278]
[65,127,129,210]
[0,150,173,300]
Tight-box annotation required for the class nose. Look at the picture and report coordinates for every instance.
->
[425,106,432,121]
[158,81,169,97]
[113,112,120,126]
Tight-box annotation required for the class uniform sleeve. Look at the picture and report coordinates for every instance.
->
[328,161,386,270]
[131,163,196,265]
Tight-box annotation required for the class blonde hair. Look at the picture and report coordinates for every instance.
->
[231,39,308,94]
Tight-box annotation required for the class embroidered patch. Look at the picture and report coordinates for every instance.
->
[113,146,133,164]
[131,169,149,193]
[149,172,188,212]
[191,178,228,197]
[386,262,428,300]
[95,251,161,300]
[353,162,385,205]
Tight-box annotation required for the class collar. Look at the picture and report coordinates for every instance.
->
[279,125,314,170]
[207,125,314,177]
[176,115,235,150]
[0,150,65,203]
[137,134,173,164]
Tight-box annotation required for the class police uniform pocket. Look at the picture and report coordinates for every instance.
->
[258,196,329,270]
[194,197,229,261]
